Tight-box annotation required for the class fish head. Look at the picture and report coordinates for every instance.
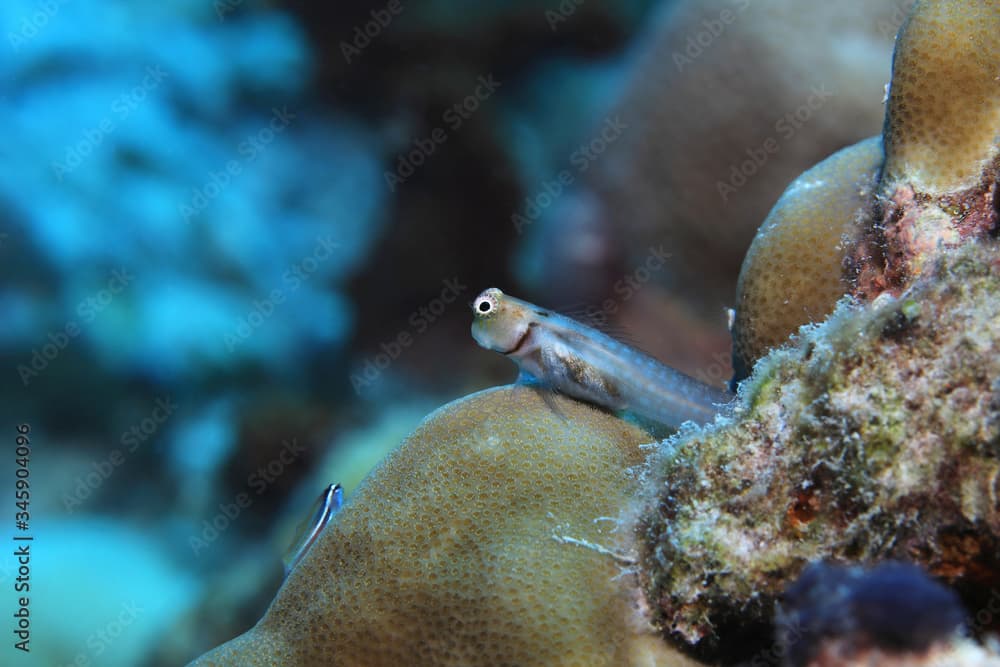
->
[282,483,343,576]
[471,287,532,354]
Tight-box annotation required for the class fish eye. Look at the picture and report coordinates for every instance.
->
[473,291,499,317]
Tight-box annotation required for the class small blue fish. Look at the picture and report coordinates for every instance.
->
[471,288,734,428]
[283,483,343,576]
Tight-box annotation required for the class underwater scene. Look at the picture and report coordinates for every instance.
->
[1,0,999,665]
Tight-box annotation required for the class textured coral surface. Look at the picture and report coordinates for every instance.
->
[191,386,699,667]
[639,242,1000,658]
[881,0,1000,193]
[731,136,883,380]
[852,0,1000,302]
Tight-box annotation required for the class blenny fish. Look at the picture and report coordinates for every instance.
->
[471,288,733,428]
[283,483,343,576]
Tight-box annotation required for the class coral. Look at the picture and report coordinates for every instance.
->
[734,0,1000,380]
[270,401,435,560]
[188,2,1000,664]
[636,241,1000,657]
[881,0,1000,193]
[638,1,1000,660]
[731,137,883,381]
[0,0,386,383]
[189,386,700,667]
[852,0,1000,298]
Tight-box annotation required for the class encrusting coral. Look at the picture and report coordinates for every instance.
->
[189,386,701,667]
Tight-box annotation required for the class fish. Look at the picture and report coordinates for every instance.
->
[282,483,343,576]
[470,288,734,428]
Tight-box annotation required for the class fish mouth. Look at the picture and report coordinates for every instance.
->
[504,324,533,355]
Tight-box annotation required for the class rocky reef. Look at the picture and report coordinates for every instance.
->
[640,240,1000,657]
[640,0,1000,661]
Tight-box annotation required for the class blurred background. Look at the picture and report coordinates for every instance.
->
[0,0,909,664]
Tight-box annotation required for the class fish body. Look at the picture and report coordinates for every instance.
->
[283,483,343,576]
[471,288,733,428]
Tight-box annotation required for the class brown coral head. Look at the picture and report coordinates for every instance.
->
[851,0,1000,299]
